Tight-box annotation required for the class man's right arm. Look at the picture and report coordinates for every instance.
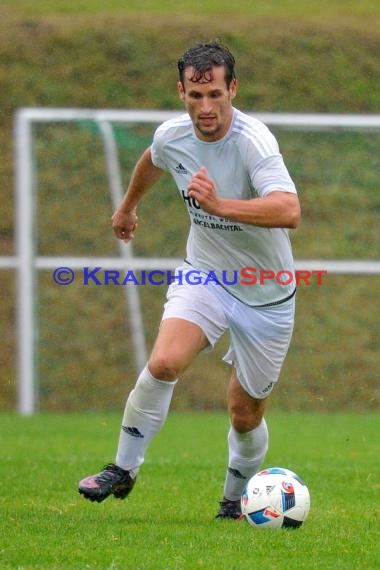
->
[112,147,165,242]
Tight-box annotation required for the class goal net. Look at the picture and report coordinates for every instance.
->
[13,109,380,413]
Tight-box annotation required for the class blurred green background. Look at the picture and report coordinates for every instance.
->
[1,1,379,412]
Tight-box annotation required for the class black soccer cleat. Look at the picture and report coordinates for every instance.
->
[78,463,136,503]
[215,497,245,520]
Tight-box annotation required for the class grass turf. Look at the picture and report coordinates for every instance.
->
[1,411,379,569]
[5,0,380,25]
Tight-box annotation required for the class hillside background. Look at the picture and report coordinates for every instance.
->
[0,1,379,412]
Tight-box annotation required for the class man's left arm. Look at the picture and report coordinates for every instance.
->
[188,167,301,229]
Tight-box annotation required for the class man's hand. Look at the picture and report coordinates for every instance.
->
[188,167,224,216]
[188,167,301,229]
[112,209,139,242]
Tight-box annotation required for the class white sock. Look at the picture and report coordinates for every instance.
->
[115,366,177,475]
[223,418,269,501]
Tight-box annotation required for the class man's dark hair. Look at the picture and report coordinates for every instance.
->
[178,42,236,88]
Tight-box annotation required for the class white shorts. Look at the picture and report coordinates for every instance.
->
[161,267,295,399]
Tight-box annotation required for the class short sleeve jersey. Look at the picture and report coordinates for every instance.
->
[150,108,298,306]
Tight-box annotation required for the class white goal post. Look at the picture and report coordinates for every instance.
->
[5,108,380,415]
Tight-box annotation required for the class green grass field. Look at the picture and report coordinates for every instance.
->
[1,411,379,569]
[5,0,380,25]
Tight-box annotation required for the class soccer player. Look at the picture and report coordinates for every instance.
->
[78,42,301,519]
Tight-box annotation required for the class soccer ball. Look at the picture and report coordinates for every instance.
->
[241,467,310,529]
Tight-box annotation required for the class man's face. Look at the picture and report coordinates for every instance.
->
[178,65,237,142]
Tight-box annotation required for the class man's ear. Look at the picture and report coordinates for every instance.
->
[177,81,185,101]
[229,78,237,100]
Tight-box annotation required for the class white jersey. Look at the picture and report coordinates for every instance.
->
[150,108,298,306]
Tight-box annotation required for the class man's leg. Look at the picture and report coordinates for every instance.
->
[216,369,268,519]
[216,294,295,519]
[79,318,208,502]
[115,317,209,472]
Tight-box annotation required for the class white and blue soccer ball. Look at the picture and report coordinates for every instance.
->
[241,467,310,529]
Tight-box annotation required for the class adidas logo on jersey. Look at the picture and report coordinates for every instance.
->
[174,163,189,174]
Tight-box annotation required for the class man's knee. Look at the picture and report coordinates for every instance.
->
[229,403,264,433]
[228,383,266,432]
[148,354,181,381]
[148,318,208,381]
[228,370,267,432]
